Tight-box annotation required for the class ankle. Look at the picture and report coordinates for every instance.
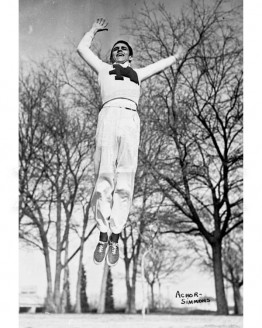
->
[99,232,108,242]
[110,233,120,243]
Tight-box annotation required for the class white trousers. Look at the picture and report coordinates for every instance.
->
[92,106,140,234]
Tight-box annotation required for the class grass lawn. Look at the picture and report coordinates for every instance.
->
[19,313,243,328]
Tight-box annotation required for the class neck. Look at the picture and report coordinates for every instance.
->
[113,61,130,67]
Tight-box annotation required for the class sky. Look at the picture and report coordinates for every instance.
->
[19,0,184,61]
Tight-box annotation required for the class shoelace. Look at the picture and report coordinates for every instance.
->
[111,242,118,255]
[98,243,106,253]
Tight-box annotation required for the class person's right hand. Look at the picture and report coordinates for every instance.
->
[92,18,108,32]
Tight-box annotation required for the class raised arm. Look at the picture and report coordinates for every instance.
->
[137,46,185,82]
[77,18,108,74]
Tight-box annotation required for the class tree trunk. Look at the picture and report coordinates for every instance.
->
[60,265,70,313]
[43,243,55,312]
[212,241,229,314]
[75,254,83,313]
[125,262,132,313]
[158,280,161,308]
[130,257,138,313]
[232,282,243,315]
[150,283,155,310]
[126,284,136,314]
[54,197,63,312]
[75,200,93,313]
[75,215,88,313]
[97,261,109,313]
[40,230,55,313]
[125,259,137,314]
[60,238,70,313]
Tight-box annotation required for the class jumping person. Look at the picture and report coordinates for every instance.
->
[77,18,184,266]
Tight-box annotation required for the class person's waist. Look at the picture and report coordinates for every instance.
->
[102,98,137,111]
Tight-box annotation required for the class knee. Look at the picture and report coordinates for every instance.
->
[95,178,113,197]
[115,184,132,200]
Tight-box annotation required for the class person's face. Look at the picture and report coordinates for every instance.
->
[112,42,132,64]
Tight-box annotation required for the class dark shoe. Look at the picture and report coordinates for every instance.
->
[93,241,108,265]
[107,240,119,266]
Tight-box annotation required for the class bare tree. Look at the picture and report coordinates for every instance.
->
[19,55,96,312]
[55,49,101,313]
[120,154,166,314]
[191,224,243,315]
[125,0,243,314]
[80,264,89,313]
[143,239,193,310]
[74,196,96,313]
[222,229,243,314]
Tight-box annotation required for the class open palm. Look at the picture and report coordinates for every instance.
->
[92,18,108,32]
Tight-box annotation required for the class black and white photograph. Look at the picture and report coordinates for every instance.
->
[3,0,258,327]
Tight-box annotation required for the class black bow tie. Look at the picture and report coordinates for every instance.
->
[109,64,139,85]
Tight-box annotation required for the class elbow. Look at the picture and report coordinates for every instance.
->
[77,44,83,55]
[76,48,82,58]
[77,41,87,55]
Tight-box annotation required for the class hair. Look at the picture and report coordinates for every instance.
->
[110,40,133,63]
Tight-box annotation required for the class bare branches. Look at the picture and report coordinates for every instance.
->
[128,0,242,244]
[19,51,100,312]
[123,2,242,313]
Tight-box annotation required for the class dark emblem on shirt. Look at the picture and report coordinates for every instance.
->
[109,64,139,85]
